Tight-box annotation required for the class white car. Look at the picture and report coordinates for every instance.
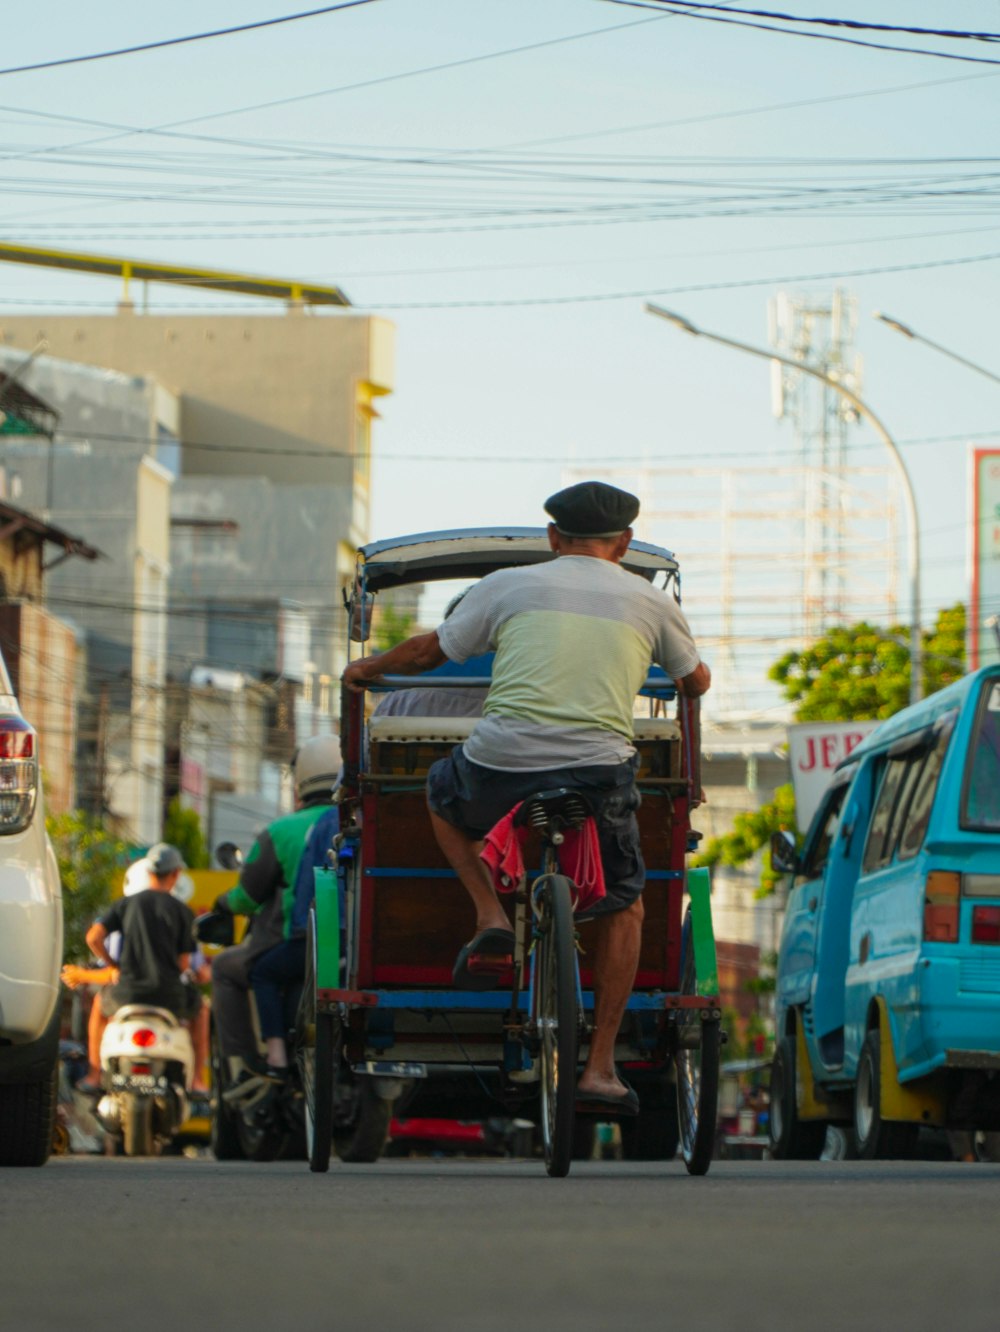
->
[0,652,62,1166]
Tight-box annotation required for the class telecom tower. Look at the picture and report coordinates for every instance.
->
[769,288,898,643]
[570,289,900,716]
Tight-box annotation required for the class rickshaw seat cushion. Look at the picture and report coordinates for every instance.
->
[633,717,680,741]
[368,715,478,744]
[367,715,678,744]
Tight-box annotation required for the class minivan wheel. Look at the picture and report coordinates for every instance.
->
[854,1029,919,1160]
[768,1035,826,1160]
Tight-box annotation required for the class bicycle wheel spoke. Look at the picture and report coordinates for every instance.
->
[533,876,580,1178]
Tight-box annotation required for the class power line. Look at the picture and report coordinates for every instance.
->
[635,3,1000,46]
[1,418,995,465]
[368,246,1000,309]
[605,0,1000,66]
[0,2,380,79]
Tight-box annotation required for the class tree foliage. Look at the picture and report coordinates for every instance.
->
[47,811,128,962]
[768,603,966,721]
[698,605,966,895]
[374,604,415,652]
[162,797,210,870]
[692,783,798,896]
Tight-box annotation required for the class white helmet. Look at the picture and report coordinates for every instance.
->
[292,734,341,801]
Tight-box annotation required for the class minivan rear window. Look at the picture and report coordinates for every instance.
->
[963,681,1000,831]
[898,724,952,859]
[862,715,955,872]
[862,759,909,874]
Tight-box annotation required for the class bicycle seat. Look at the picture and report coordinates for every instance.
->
[514,787,594,832]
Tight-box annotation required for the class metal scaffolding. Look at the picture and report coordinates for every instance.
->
[570,290,900,716]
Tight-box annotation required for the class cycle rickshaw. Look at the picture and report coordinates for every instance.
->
[296,529,720,1177]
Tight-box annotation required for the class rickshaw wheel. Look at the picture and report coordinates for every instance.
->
[536,873,579,1179]
[297,909,336,1173]
[675,908,720,1176]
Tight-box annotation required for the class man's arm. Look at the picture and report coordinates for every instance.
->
[342,629,448,694]
[85,921,116,969]
[218,832,280,916]
[676,662,712,698]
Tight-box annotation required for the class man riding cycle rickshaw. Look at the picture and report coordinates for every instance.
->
[341,482,711,1135]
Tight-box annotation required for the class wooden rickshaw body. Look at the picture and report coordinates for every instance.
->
[325,529,714,1084]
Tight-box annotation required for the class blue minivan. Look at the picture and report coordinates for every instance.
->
[770,665,1000,1159]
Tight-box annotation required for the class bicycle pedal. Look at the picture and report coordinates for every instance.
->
[468,953,513,975]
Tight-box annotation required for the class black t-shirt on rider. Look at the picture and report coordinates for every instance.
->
[99,889,196,1008]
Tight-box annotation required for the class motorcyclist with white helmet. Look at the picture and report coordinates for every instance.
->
[210,735,341,1103]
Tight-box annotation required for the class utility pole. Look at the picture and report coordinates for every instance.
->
[95,683,109,823]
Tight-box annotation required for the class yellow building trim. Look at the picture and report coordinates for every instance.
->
[0,241,351,307]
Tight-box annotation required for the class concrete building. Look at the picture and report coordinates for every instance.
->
[0,309,393,840]
[0,310,394,680]
[0,351,177,841]
[0,491,100,814]
[692,718,791,1024]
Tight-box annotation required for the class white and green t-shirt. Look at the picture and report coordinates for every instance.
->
[437,555,701,771]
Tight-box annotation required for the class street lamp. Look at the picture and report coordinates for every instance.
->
[874,311,1000,388]
[646,302,923,705]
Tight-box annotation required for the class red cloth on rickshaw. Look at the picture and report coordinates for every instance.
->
[480,803,606,913]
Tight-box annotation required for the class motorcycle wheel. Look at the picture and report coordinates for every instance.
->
[123,1097,156,1156]
[210,1023,286,1162]
[235,1102,284,1162]
[209,1024,246,1161]
[333,1078,393,1164]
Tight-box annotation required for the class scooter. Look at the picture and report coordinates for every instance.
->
[95,1005,195,1156]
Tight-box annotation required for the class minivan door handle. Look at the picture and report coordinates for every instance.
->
[859,932,872,965]
[808,897,818,912]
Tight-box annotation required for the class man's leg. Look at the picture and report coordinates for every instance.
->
[577,898,644,1099]
[211,944,260,1075]
[248,939,307,1070]
[429,808,511,936]
[187,998,210,1092]
[85,991,107,1083]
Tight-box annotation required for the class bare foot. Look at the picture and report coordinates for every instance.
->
[473,914,513,938]
[576,1070,628,1099]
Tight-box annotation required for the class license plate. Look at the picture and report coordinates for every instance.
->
[111,1073,161,1094]
[353,1061,427,1079]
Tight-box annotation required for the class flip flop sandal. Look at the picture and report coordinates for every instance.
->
[575,1077,640,1118]
[452,927,516,991]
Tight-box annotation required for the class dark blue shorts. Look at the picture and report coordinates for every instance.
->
[427,746,644,918]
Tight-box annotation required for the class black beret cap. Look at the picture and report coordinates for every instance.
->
[544,480,640,537]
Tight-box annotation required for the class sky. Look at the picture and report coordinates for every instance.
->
[2,1,999,716]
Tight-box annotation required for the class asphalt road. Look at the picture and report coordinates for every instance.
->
[5,1156,1000,1332]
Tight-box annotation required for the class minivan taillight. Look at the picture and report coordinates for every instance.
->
[972,906,1000,944]
[924,870,960,942]
[0,717,37,834]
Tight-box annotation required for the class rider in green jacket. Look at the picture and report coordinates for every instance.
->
[211,735,341,1102]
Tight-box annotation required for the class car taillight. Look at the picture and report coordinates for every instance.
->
[0,717,37,834]
[924,870,960,942]
[972,906,1000,944]
[131,1029,157,1048]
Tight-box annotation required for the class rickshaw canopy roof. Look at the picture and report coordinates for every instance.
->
[357,528,679,593]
